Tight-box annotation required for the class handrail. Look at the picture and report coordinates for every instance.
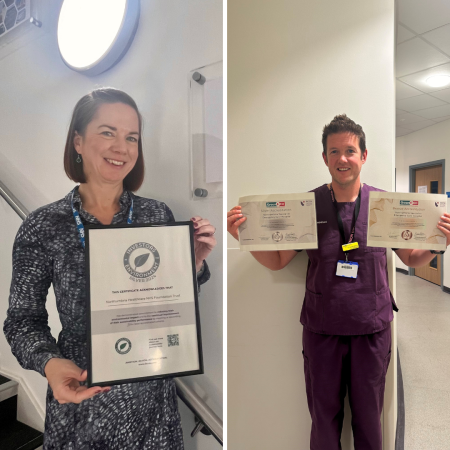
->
[0,182,223,446]
[175,378,223,445]
[0,181,28,220]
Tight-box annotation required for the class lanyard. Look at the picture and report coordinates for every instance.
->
[329,184,361,259]
[71,187,133,249]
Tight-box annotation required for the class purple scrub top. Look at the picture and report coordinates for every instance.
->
[300,183,398,336]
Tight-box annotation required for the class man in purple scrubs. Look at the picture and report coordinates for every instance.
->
[227,115,450,450]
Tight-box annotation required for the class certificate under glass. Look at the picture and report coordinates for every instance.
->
[85,222,203,387]
[238,193,318,251]
[367,191,447,250]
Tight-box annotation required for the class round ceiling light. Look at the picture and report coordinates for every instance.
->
[425,75,450,88]
[57,0,140,76]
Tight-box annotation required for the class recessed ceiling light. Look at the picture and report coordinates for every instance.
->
[425,75,450,88]
[57,0,140,76]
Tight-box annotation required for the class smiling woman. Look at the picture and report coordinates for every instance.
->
[4,87,216,449]
[64,89,144,199]
[74,103,140,175]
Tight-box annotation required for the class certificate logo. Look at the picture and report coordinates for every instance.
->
[266,202,285,207]
[123,242,160,279]
[400,200,418,206]
[436,202,445,207]
[401,230,413,240]
[272,231,283,242]
[115,338,132,355]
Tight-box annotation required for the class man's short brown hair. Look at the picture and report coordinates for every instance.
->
[64,88,144,192]
[322,114,366,157]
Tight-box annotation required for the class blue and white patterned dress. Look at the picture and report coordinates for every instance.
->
[4,187,210,450]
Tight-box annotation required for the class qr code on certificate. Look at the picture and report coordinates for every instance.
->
[167,334,179,347]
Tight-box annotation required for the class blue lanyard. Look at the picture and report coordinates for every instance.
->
[71,187,133,249]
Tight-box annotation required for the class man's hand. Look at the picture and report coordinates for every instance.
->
[45,358,110,404]
[227,206,246,241]
[437,213,450,246]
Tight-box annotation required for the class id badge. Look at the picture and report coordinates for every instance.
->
[336,260,359,279]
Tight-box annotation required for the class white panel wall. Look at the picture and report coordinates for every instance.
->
[228,1,396,448]
[0,1,222,448]
[396,121,450,286]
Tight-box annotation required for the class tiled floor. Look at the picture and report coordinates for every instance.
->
[396,273,450,450]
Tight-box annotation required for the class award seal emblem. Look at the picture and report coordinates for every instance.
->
[401,230,413,240]
[272,231,283,242]
[123,242,160,278]
[115,338,132,355]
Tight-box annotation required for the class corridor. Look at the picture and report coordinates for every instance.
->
[396,273,450,450]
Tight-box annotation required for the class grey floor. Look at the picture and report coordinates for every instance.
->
[396,272,450,450]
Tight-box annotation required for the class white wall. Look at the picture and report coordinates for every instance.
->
[396,120,450,286]
[0,1,222,448]
[0,196,51,432]
[228,0,396,448]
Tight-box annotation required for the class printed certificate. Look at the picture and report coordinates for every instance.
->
[238,193,318,251]
[367,191,447,250]
[85,222,203,387]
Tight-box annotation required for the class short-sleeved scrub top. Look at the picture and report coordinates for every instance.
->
[300,183,398,336]
[4,186,210,450]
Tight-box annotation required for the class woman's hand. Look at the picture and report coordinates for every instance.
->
[45,358,110,404]
[227,206,246,241]
[437,213,450,247]
[191,217,217,272]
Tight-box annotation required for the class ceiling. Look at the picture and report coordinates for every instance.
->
[396,0,450,137]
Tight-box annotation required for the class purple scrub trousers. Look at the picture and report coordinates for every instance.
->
[302,326,391,450]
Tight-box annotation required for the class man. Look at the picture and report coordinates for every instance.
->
[227,114,450,450]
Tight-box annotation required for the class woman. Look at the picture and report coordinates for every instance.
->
[4,88,216,449]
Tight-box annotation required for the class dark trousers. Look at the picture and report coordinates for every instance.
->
[302,326,392,450]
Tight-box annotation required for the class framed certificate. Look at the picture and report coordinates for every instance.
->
[85,222,203,387]
[238,193,318,251]
[367,191,447,250]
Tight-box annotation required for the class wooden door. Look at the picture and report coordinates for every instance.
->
[414,165,442,285]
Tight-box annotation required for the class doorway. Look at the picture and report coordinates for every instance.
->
[409,160,445,288]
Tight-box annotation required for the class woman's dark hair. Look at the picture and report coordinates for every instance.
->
[64,87,144,192]
[322,114,366,158]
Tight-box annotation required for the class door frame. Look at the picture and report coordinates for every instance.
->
[408,159,445,291]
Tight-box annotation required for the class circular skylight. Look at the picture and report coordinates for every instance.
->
[57,0,140,76]
[425,75,450,88]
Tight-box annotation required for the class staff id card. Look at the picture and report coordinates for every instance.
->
[336,260,359,279]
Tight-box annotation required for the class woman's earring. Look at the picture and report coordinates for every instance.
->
[76,154,82,164]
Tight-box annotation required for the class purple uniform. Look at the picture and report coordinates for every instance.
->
[300,184,397,450]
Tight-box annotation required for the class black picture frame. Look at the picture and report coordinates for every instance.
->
[85,221,204,387]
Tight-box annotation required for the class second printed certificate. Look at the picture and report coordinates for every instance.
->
[238,193,318,251]
[367,191,447,250]
[85,222,203,387]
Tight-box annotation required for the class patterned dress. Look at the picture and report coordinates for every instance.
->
[3,187,210,450]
